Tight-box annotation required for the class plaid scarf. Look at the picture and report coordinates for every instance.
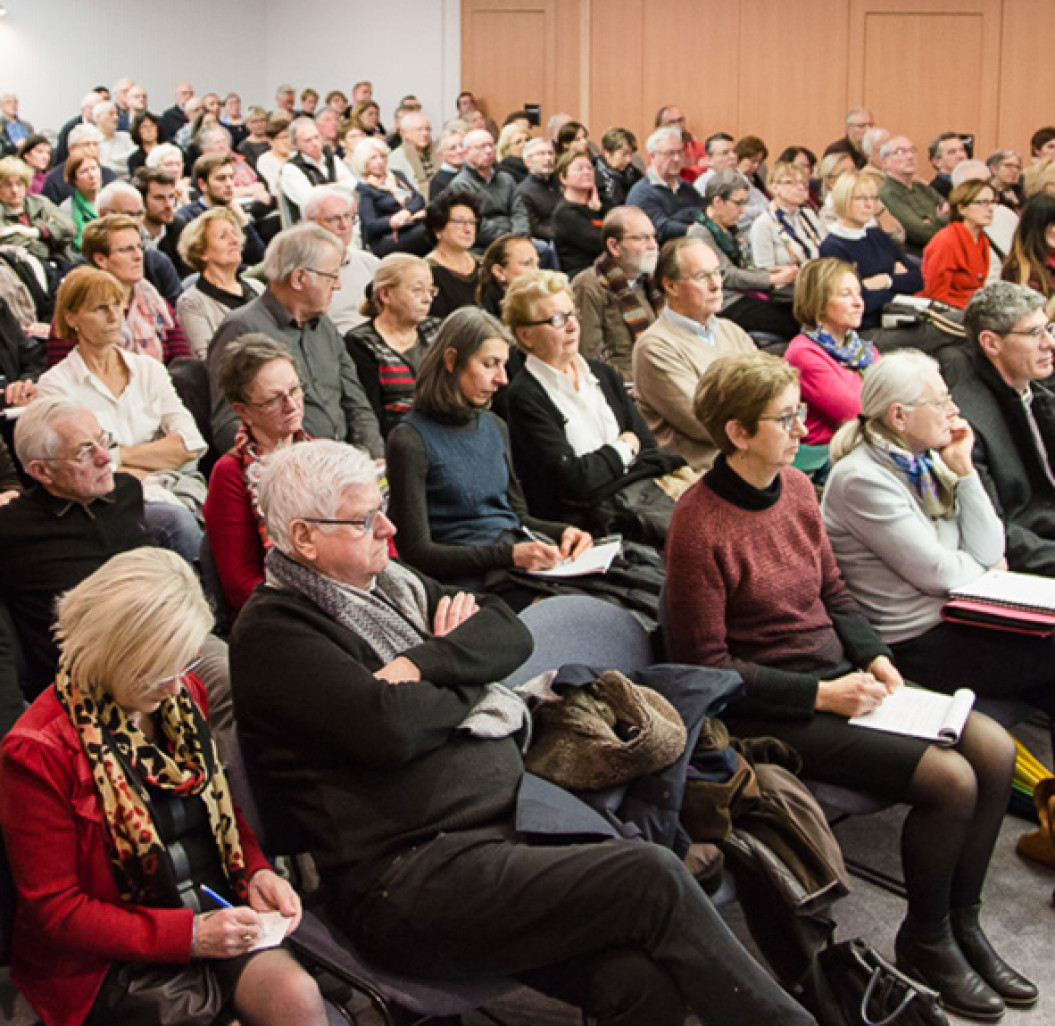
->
[863,420,957,520]
[594,250,660,341]
[122,278,174,363]
[54,661,250,906]
[804,327,877,373]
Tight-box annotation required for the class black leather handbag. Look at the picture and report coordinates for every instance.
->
[800,938,950,1026]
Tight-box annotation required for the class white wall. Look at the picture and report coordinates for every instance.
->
[0,0,461,138]
[261,0,461,131]
[0,0,268,135]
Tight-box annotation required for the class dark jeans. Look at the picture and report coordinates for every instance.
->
[344,825,816,1026]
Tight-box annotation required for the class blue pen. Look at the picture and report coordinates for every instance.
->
[200,884,233,909]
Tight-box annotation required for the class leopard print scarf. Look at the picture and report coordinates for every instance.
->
[54,662,251,906]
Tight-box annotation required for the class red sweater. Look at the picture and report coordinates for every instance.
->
[0,679,270,1026]
[665,466,886,720]
[784,334,875,445]
[919,221,990,309]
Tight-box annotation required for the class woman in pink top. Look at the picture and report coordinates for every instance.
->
[785,258,878,445]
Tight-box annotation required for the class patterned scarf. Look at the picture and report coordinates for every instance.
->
[54,661,250,906]
[122,278,174,363]
[863,420,957,520]
[71,190,97,249]
[594,250,660,341]
[231,425,311,556]
[770,202,823,265]
[804,327,877,373]
[697,213,743,267]
[266,546,430,664]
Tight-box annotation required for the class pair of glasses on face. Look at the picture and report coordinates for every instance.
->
[525,311,579,329]
[242,383,304,414]
[1006,322,1055,342]
[907,394,956,411]
[143,656,204,695]
[45,431,115,465]
[300,496,390,535]
[758,403,807,432]
[680,269,722,285]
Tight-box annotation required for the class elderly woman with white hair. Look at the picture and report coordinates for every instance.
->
[822,348,1055,721]
[176,207,265,359]
[145,142,193,207]
[351,137,429,256]
[0,547,328,1026]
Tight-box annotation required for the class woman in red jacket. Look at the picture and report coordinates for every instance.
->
[0,548,326,1026]
[920,179,995,308]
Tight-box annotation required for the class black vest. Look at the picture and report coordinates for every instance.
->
[286,147,340,222]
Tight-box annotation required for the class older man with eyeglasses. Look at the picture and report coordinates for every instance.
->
[949,282,1055,577]
[878,134,949,257]
[207,223,382,457]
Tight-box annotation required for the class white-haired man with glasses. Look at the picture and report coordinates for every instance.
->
[207,222,382,456]
[952,282,1055,576]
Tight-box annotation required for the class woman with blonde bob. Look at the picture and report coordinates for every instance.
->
[496,123,531,183]
[785,257,878,445]
[666,350,1029,1021]
[503,270,686,545]
[344,253,442,436]
[748,160,824,272]
[0,548,328,1026]
[176,207,264,359]
[818,170,922,328]
[351,137,428,256]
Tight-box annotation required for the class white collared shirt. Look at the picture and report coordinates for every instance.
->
[524,353,634,467]
[662,306,717,344]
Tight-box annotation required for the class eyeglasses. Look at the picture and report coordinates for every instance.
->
[906,393,956,411]
[758,403,807,432]
[306,267,341,283]
[967,199,996,208]
[144,656,203,694]
[891,146,918,157]
[318,212,358,227]
[449,217,478,227]
[110,242,144,256]
[679,269,722,285]
[1006,322,1055,341]
[242,383,304,413]
[42,431,114,465]
[847,121,875,130]
[299,497,389,535]
[525,310,579,329]
[656,149,683,158]
[407,284,439,298]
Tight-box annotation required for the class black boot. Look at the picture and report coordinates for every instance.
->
[895,917,1005,1022]
[951,904,1038,1007]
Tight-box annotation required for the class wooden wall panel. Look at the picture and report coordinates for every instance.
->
[588,0,645,143]
[461,0,558,127]
[849,0,1001,158]
[738,0,850,157]
[997,0,1055,160]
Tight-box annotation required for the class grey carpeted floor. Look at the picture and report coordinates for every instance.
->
[3,721,1052,1026]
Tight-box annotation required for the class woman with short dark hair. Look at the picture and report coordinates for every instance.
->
[424,188,483,318]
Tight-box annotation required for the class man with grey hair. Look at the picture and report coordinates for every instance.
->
[512,137,560,240]
[428,130,467,200]
[275,84,297,116]
[861,126,891,169]
[626,127,703,242]
[822,107,873,170]
[230,437,815,1026]
[878,134,948,257]
[207,223,382,456]
[42,123,117,205]
[54,90,103,164]
[303,185,379,334]
[951,282,1055,576]
[279,117,354,224]
[161,81,194,143]
[94,100,135,180]
[386,111,436,196]
[449,129,517,249]
[0,400,233,742]
[0,93,33,157]
[574,205,660,381]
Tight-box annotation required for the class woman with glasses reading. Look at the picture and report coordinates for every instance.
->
[818,170,923,330]
[666,351,1030,1021]
[920,180,996,308]
[0,548,328,1026]
[344,254,442,437]
[204,334,311,619]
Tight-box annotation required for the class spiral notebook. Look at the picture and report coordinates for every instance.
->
[850,687,975,746]
[943,570,1055,636]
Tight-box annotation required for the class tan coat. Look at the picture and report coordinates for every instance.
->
[573,265,657,384]
[632,310,755,471]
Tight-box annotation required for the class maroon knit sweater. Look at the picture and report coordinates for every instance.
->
[666,460,888,720]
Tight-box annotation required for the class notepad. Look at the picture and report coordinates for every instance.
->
[950,569,1055,614]
[249,911,294,952]
[849,686,975,746]
[529,539,621,578]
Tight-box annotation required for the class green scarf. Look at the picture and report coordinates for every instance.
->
[71,190,97,249]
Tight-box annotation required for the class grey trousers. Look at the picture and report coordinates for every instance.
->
[344,825,816,1026]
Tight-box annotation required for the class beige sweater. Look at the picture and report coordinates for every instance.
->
[632,310,755,471]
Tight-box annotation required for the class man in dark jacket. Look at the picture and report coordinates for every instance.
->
[953,282,1055,575]
[626,127,702,242]
[449,130,517,250]
[512,139,561,241]
[230,439,816,1026]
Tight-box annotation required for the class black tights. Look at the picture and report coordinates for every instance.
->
[901,712,1014,926]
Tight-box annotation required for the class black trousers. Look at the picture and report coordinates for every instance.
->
[343,825,816,1026]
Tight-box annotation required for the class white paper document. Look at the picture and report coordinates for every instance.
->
[249,910,295,951]
[529,539,621,578]
[849,686,975,747]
